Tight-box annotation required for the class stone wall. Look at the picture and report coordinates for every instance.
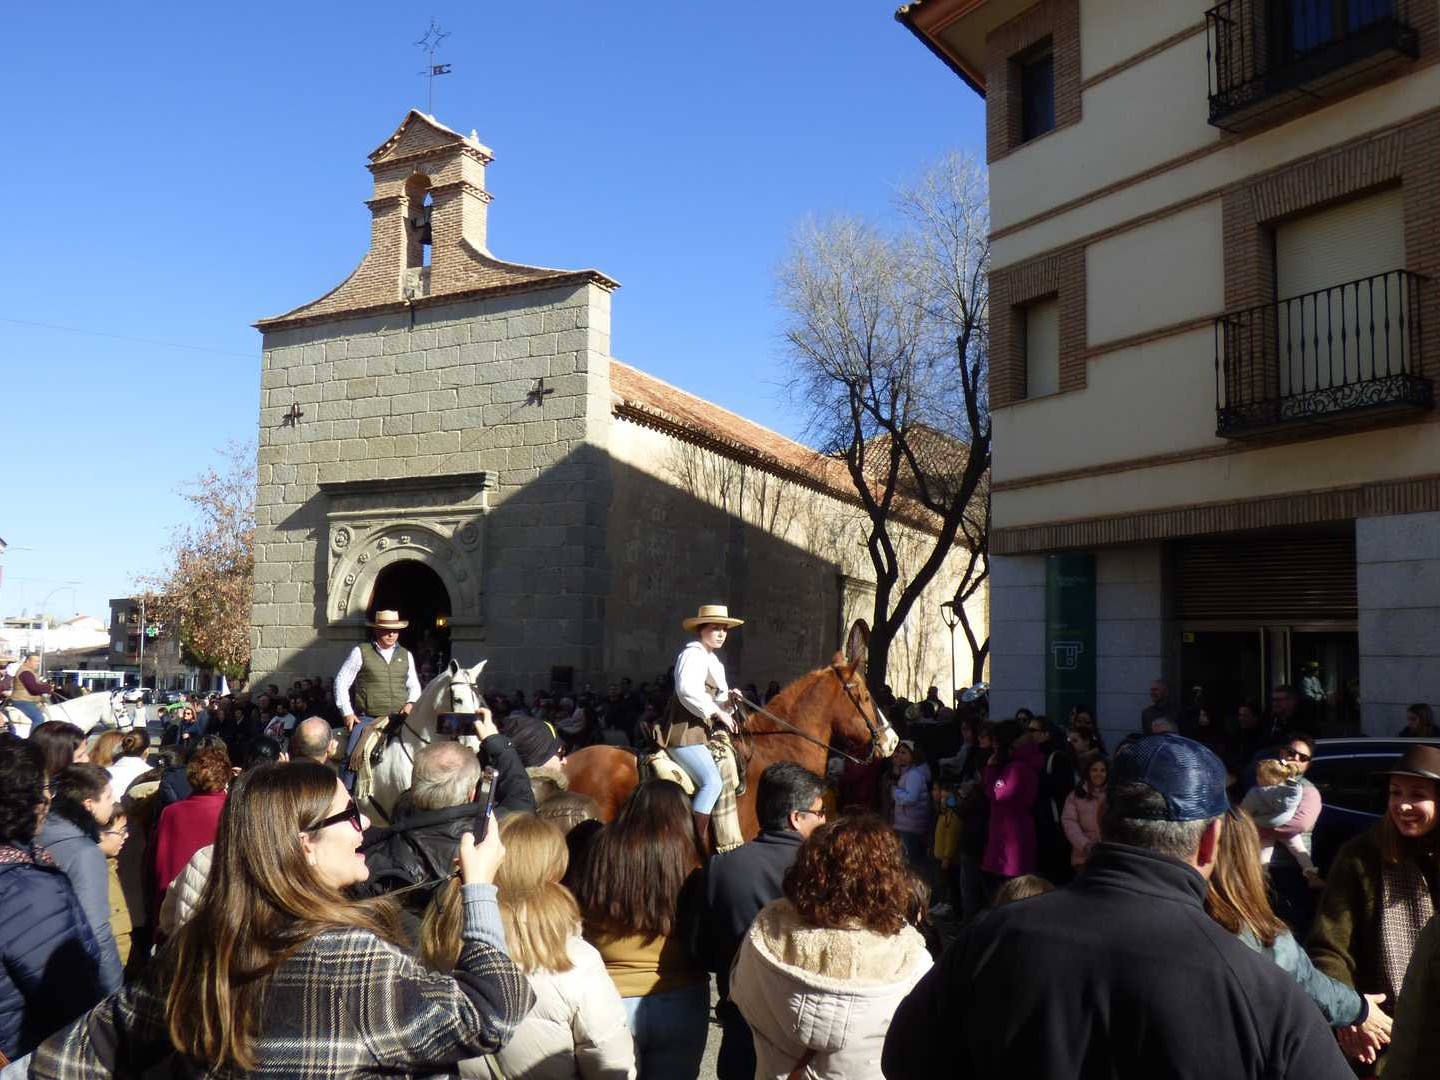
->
[1096,544,1168,745]
[251,280,614,691]
[603,418,985,699]
[1358,510,1440,734]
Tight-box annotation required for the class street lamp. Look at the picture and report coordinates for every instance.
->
[939,599,960,710]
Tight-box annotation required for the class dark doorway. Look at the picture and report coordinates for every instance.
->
[368,560,452,678]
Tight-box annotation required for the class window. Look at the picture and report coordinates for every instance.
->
[1023,297,1060,399]
[1019,43,1056,143]
[1280,0,1393,56]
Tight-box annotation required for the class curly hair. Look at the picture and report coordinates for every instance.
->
[0,734,47,845]
[784,812,915,936]
[187,746,233,794]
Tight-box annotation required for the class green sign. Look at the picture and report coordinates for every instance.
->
[1045,553,1095,723]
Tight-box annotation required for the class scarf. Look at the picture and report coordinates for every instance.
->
[0,842,57,867]
[1378,855,1436,1003]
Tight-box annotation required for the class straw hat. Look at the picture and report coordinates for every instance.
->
[366,609,409,630]
[682,604,744,633]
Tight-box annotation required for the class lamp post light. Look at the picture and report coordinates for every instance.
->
[939,599,960,710]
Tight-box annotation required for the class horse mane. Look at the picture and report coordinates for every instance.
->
[744,663,835,736]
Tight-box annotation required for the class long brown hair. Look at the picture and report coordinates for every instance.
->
[572,779,698,941]
[422,814,580,975]
[165,762,404,1070]
[90,730,126,768]
[1204,809,1288,948]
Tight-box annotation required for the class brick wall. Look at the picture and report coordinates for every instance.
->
[989,245,1087,408]
[984,0,1081,164]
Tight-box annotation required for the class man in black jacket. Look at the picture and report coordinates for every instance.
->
[356,712,534,937]
[703,762,827,1080]
[882,734,1351,1080]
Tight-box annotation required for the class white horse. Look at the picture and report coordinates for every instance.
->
[2,692,119,738]
[358,658,488,825]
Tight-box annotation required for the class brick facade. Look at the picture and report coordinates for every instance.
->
[984,0,1081,164]
[989,246,1086,408]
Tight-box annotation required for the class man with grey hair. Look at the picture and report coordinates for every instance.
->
[883,734,1350,1080]
[290,717,338,767]
[356,705,533,932]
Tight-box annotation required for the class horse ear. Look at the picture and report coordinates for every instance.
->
[467,659,488,684]
[845,619,870,671]
[446,659,461,676]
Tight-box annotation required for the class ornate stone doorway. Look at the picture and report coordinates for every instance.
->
[369,559,452,675]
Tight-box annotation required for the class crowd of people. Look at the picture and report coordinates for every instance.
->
[0,654,1437,1078]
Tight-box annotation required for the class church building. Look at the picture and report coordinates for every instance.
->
[250,111,983,697]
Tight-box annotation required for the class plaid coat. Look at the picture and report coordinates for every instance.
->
[28,886,532,1079]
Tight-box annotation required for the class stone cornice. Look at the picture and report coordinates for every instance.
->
[368,142,493,174]
[429,179,494,204]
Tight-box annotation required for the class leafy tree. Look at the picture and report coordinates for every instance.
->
[138,442,255,680]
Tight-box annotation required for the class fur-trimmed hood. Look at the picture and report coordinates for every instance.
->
[731,898,932,1077]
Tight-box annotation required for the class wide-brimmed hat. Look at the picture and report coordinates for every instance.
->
[1380,745,1440,784]
[366,609,409,630]
[682,604,744,632]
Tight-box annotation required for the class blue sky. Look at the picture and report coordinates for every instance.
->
[0,2,983,622]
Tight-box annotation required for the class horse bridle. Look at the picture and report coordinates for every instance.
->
[737,668,892,767]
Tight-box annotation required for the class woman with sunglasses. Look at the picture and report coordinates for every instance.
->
[31,761,530,1078]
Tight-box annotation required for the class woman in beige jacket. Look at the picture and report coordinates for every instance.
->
[425,814,636,1080]
[731,814,932,1080]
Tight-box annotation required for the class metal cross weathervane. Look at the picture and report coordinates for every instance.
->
[415,19,452,114]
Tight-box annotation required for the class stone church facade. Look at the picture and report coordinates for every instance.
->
[250,111,985,697]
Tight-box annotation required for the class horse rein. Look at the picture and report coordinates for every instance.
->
[736,671,890,767]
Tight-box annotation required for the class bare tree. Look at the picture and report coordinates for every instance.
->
[778,151,990,693]
[138,442,256,680]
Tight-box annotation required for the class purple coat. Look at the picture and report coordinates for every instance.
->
[981,743,1042,877]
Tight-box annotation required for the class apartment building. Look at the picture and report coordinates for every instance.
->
[900,0,1440,739]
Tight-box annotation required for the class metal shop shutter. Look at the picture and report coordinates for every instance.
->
[1175,533,1357,622]
[1275,186,1404,301]
[1024,297,1060,398]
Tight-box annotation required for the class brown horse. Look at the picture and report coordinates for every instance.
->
[564,625,898,840]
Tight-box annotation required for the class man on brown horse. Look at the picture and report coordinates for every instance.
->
[661,604,745,856]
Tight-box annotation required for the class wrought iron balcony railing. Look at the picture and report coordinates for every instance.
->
[1206,0,1418,130]
[1215,268,1431,437]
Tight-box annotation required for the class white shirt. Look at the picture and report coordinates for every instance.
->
[675,640,730,721]
[107,755,153,798]
[334,643,421,717]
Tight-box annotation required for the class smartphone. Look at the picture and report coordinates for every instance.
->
[474,766,498,840]
[437,712,479,738]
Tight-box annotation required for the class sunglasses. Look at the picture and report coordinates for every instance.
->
[1283,749,1313,763]
[307,798,363,833]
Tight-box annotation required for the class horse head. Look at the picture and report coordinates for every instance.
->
[820,620,897,761]
[406,658,489,750]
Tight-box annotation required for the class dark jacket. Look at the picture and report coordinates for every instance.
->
[356,733,534,934]
[0,844,106,1060]
[703,828,804,1001]
[36,810,124,992]
[882,843,1351,1080]
[1384,909,1440,1080]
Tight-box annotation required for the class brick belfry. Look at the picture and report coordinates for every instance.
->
[250,110,620,691]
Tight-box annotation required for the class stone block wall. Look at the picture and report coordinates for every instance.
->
[1096,544,1168,745]
[1358,510,1440,733]
[251,281,614,691]
[987,553,1047,720]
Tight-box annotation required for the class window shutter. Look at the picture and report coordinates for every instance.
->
[1176,533,1356,622]
[1024,298,1060,398]
[1275,187,1404,300]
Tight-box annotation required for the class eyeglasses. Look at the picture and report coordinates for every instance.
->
[1282,749,1313,763]
[306,798,363,833]
[795,807,827,820]
[102,826,129,838]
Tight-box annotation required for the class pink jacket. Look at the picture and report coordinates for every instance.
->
[981,743,1041,878]
[1061,790,1105,866]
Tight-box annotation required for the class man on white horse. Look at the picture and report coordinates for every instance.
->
[8,653,55,732]
[335,610,421,790]
[661,604,746,857]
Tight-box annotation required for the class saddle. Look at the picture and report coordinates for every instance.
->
[348,715,399,810]
[642,733,746,854]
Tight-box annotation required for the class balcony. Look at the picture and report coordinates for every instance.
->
[1215,268,1431,437]
[1206,0,1418,131]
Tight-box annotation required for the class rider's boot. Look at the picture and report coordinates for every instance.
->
[692,810,713,860]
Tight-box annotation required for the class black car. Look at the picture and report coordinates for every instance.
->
[1306,736,1440,873]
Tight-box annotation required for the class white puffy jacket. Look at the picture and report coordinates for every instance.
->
[157,843,212,936]
[731,899,932,1080]
[461,934,636,1080]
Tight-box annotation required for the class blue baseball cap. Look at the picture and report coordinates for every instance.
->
[1111,734,1229,822]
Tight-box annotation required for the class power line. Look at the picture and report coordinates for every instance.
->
[0,316,254,360]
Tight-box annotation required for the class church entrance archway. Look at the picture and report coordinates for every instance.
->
[369,559,452,680]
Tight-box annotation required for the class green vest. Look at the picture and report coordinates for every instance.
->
[351,644,411,718]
